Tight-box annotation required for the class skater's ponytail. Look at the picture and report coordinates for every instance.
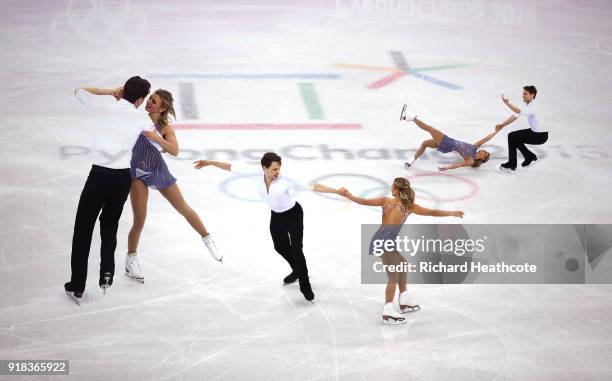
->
[393,177,415,209]
[154,89,176,129]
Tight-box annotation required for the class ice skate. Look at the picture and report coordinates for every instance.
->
[99,272,113,295]
[202,233,223,262]
[399,290,421,313]
[64,282,82,305]
[283,271,298,285]
[399,104,416,122]
[125,253,145,283]
[382,303,406,325]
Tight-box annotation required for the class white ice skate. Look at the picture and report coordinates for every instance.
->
[399,290,421,313]
[203,234,223,262]
[382,303,407,325]
[400,104,416,122]
[125,253,144,283]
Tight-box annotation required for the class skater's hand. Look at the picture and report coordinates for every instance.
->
[338,187,351,197]
[193,160,210,169]
[143,129,163,144]
[501,93,509,104]
[113,86,124,101]
[452,211,464,218]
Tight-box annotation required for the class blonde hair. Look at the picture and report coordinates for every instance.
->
[471,150,491,168]
[153,89,176,129]
[393,177,415,208]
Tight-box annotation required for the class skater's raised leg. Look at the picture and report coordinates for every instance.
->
[159,183,222,261]
[413,117,445,145]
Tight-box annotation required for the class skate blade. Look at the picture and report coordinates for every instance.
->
[124,272,145,283]
[400,104,407,121]
[400,305,421,313]
[382,316,407,325]
[65,291,81,305]
[497,164,516,174]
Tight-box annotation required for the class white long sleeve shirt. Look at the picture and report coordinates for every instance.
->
[231,164,301,213]
[75,89,152,169]
[518,101,545,133]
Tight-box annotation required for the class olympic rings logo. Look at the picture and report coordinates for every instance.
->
[218,172,478,209]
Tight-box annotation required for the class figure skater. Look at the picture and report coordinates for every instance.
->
[194,153,319,302]
[65,76,151,303]
[400,105,497,171]
[124,89,221,283]
[495,86,548,171]
[314,178,464,324]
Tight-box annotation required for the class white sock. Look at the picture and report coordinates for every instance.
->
[407,156,416,165]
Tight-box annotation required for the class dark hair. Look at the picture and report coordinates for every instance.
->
[123,76,151,104]
[261,152,281,168]
[523,85,537,98]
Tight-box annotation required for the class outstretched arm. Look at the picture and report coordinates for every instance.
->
[501,94,521,114]
[193,160,232,172]
[409,203,464,218]
[75,87,123,101]
[495,114,518,131]
[474,130,499,148]
[338,187,386,207]
[312,183,341,194]
[438,158,474,171]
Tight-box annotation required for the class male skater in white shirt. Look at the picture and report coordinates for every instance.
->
[194,153,315,302]
[65,76,151,303]
[495,85,549,171]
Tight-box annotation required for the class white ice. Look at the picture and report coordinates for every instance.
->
[1,1,612,380]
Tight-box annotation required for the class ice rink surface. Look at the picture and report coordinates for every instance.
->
[1,0,612,380]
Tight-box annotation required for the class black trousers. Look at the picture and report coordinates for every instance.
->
[507,128,549,167]
[70,165,132,292]
[269,202,310,285]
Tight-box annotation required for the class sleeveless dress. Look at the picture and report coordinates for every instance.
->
[368,201,410,256]
[437,135,477,159]
[130,123,177,190]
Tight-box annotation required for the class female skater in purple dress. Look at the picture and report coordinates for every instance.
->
[315,178,464,325]
[124,89,222,282]
[401,105,498,171]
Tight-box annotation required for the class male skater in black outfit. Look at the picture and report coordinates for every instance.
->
[194,153,315,302]
[64,76,151,303]
[496,85,549,171]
